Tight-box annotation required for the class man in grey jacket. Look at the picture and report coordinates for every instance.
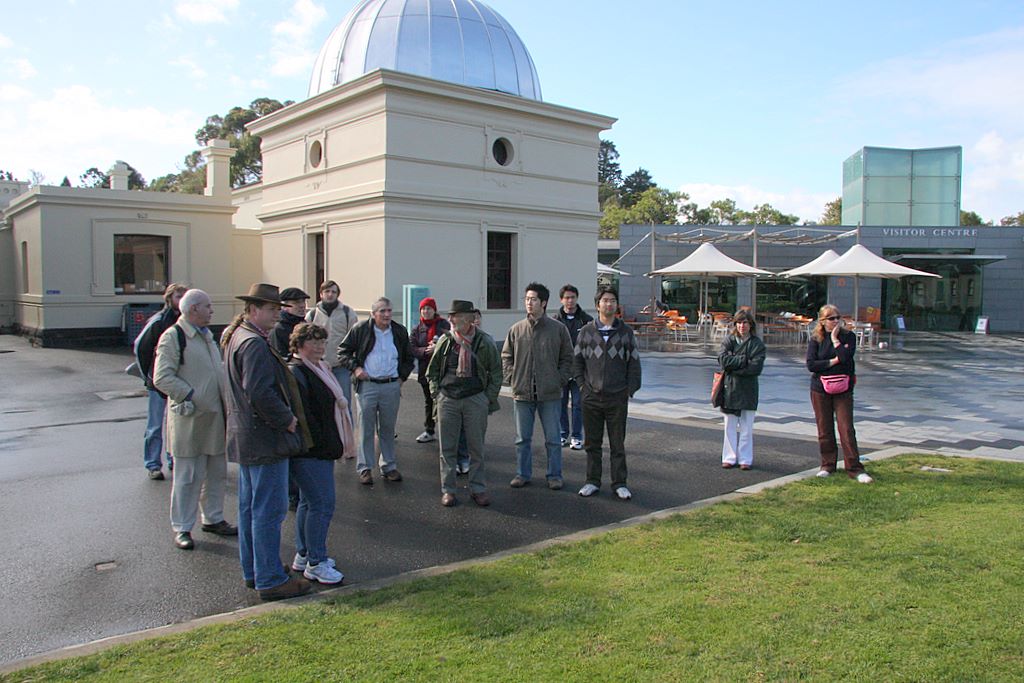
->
[501,282,573,490]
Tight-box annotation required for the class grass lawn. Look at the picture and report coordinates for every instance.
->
[7,454,1024,682]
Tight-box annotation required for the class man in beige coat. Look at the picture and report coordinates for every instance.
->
[154,289,237,550]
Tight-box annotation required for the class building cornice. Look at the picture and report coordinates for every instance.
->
[248,69,616,136]
[5,186,237,219]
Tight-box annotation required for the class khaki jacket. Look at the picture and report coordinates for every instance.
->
[501,315,573,402]
[153,319,226,458]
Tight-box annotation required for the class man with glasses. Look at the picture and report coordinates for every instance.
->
[501,283,574,490]
[338,297,414,485]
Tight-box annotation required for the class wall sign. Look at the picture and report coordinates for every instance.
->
[975,316,989,334]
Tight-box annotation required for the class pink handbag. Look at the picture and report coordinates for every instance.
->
[820,374,850,395]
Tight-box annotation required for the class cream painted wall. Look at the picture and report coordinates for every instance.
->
[246,70,614,339]
[4,186,240,336]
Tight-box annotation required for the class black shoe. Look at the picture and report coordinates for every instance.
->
[148,469,165,481]
[201,520,238,536]
[174,532,194,550]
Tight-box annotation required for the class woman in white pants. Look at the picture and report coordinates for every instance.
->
[717,310,766,470]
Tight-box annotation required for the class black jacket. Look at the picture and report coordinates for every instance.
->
[718,334,766,413]
[806,328,857,393]
[134,307,180,395]
[289,362,344,460]
[553,306,594,346]
[271,311,306,359]
[337,320,415,385]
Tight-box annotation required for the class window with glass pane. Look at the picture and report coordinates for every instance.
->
[487,232,513,309]
[865,148,912,176]
[114,235,169,295]
[912,148,960,176]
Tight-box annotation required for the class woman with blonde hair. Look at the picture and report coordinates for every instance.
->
[717,309,766,470]
[805,304,872,483]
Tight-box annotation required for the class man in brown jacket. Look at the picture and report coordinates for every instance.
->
[501,282,573,490]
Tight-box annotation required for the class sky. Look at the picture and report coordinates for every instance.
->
[2,0,1023,224]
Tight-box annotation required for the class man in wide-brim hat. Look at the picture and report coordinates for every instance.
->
[222,283,314,601]
[425,300,502,508]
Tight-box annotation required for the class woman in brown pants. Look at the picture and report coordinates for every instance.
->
[805,304,873,483]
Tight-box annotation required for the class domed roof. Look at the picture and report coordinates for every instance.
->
[308,0,542,100]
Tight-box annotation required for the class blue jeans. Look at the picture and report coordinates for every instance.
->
[290,458,336,565]
[238,460,289,591]
[560,379,583,441]
[514,398,562,480]
[143,389,171,470]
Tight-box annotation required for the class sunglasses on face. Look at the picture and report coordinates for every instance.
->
[823,316,841,322]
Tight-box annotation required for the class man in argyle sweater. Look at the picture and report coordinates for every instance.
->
[572,286,642,500]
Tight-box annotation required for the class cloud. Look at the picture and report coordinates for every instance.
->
[170,56,208,81]
[0,83,31,102]
[678,182,834,224]
[0,32,12,49]
[962,131,1024,220]
[173,0,239,25]
[269,0,327,77]
[6,58,37,79]
[0,85,197,184]
[831,27,1024,129]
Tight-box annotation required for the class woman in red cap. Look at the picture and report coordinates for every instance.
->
[410,297,451,443]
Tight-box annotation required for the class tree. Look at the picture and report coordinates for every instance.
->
[60,176,72,187]
[150,97,292,194]
[820,197,842,225]
[0,170,14,181]
[960,210,989,226]
[1000,211,1024,226]
[28,170,46,187]
[738,203,799,225]
[599,186,681,238]
[79,163,146,189]
[708,198,739,225]
[598,138,622,207]
[619,168,655,208]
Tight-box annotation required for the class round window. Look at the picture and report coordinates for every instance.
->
[309,140,323,168]
[492,138,513,166]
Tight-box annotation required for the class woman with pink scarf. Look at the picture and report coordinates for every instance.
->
[287,323,356,585]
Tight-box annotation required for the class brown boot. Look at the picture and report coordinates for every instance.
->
[258,576,311,602]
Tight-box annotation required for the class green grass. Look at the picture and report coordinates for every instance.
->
[8,455,1024,682]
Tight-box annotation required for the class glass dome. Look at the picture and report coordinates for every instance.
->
[309,0,542,100]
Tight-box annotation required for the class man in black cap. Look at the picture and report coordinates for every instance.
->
[426,300,502,507]
[271,287,310,359]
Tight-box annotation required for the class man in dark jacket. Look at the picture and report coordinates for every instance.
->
[223,283,313,601]
[338,296,414,485]
[573,286,642,501]
[553,284,593,451]
[134,282,187,480]
[270,287,310,359]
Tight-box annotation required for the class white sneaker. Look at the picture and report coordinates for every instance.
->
[304,562,344,585]
[457,462,470,475]
[570,438,583,450]
[292,553,336,572]
[560,437,569,447]
[856,472,874,484]
[816,469,831,478]
[415,431,436,443]
[614,486,632,500]
[578,483,599,497]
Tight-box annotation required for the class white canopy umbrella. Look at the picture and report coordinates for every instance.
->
[598,262,631,276]
[648,242,771,317]
[804,244,940,320]
[778,249,841,278]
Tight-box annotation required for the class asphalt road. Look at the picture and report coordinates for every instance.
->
[0,336,820,665]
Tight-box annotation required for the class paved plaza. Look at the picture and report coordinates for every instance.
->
[0,330,1022,667]
[634,331,1024,459]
